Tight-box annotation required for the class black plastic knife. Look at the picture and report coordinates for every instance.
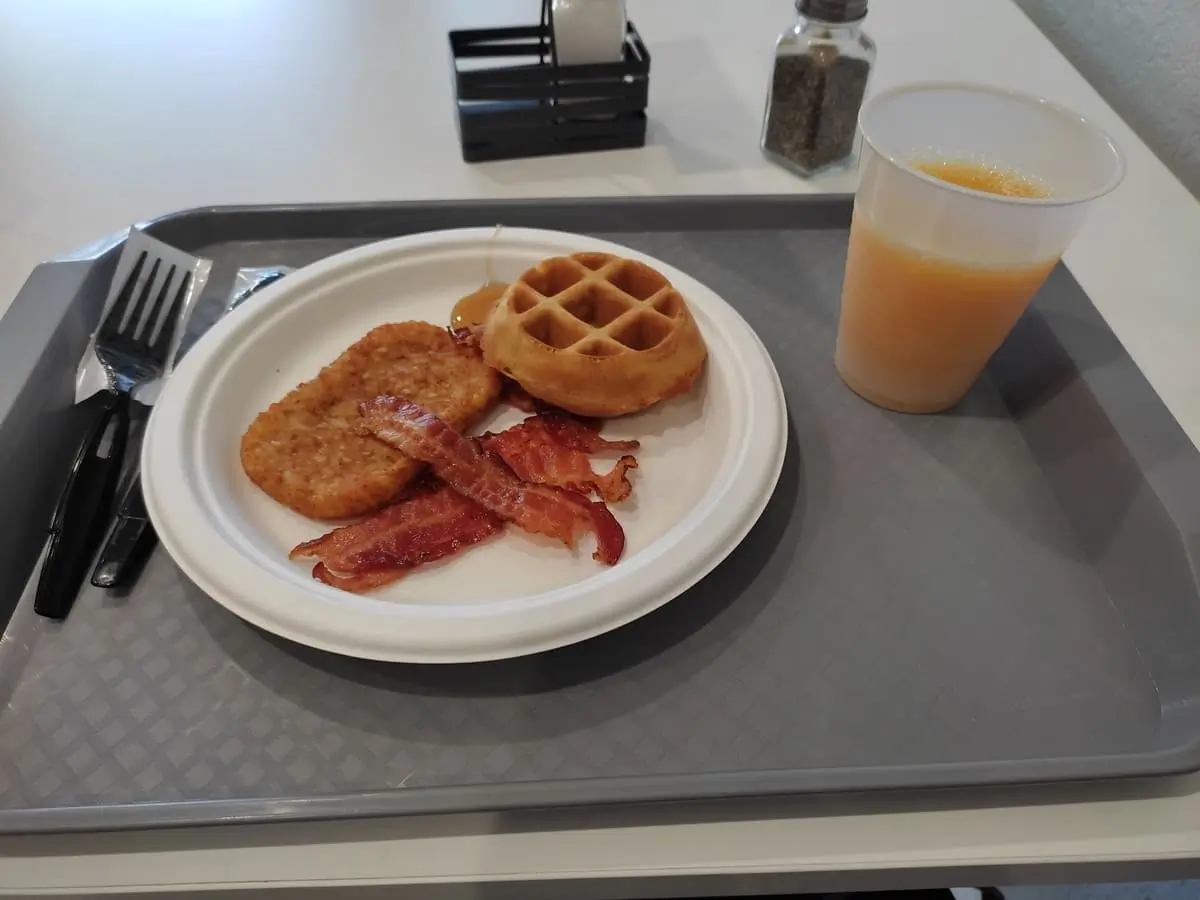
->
[90,463,157,589]
[34,390,128,618]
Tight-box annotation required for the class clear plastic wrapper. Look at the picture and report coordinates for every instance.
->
[224,266,295,315]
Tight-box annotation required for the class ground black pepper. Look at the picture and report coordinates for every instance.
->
[762,47,871,174]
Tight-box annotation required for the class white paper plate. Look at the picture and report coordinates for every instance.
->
[142,228,787,663]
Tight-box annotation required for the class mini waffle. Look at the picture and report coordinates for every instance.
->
[480,252,707,417]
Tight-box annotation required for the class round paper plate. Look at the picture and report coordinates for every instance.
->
[142,228,786,663]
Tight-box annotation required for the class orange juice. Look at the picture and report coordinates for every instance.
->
[910,159,1049,198]
[835,160,1056,413]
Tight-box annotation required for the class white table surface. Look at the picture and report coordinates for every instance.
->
[2,0,1200,895]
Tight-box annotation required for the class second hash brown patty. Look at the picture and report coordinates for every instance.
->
[239,321,502,520]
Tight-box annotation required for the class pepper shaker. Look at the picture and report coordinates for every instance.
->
[761,0,876,177]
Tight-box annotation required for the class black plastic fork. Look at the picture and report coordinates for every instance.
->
[34,249,193,619]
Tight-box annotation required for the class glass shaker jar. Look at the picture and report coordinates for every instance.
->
[761,0,876,177]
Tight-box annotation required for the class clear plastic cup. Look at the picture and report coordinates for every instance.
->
[835,82,1125,414]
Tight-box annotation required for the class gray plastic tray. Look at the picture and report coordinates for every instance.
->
[1,195,1200,835]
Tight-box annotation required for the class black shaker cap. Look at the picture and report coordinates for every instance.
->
[796,0,868,23]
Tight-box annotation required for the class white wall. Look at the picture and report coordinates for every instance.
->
[1015,0,1200,198]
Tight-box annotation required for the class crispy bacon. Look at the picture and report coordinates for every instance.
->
[290,479,503,593]
[359,397,625,564]
[478,414,639,502]
[540,413,638,452]
[448,326,484,354]
[500,377,541,413]
[312,563,413,594]
[500,376,578,415]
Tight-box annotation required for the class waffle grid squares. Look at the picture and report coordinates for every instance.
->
[506,255,685,356]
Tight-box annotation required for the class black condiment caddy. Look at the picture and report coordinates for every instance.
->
[449,0,651,163]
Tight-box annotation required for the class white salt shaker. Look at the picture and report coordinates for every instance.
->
[551,0,627,66]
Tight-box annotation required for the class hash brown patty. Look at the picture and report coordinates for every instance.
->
[240,322,502,520]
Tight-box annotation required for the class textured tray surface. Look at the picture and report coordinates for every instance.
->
[1,204,1198,831]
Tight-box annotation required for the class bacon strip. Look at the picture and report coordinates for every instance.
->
[479,414,639,502]
[290,479,503,593]
[499,378,542,413]
[359,397,625,564]
[312,563,413,594]
[448,326,484,354]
